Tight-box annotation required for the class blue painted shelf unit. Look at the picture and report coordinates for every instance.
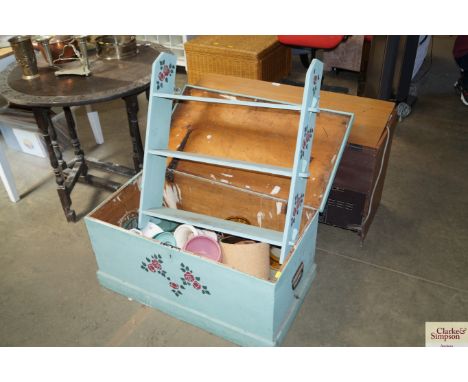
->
[85,52,354,346]
[139,52,325,265]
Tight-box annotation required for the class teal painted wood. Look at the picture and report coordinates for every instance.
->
[143,207,283,246]
[83,52,355,346]
[186,84,295,105]
[148,149,294,177]
[153,92,319,112]
[279,59,323,263]
[85,216,280,346]
[273,212,319,340]
[84,177,320,345]
[84,174,320,345]
[97,272,276,346]
[138,53,177,228]
[140,52,324,265]
[318,112,354,212]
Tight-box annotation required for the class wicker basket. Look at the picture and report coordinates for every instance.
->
[184,35,291,84]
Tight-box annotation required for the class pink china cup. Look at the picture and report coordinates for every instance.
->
[183,236,222,262]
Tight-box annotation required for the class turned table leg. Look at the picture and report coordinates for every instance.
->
[63,106,88,176]
[122,94,144,172]
[46,111,68,171]
[33,108,76,222]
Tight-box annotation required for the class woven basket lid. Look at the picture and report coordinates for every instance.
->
[184,35,281,59]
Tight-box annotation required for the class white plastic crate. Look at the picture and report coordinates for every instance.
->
[138,35,194,67]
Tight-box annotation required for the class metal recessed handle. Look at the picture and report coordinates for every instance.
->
[291,262,304,291]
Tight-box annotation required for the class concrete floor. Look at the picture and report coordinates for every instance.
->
[1,36,467,346]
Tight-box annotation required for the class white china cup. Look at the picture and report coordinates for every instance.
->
[174,224,199,248]
[141,222,164,238]
[199,230,218,241]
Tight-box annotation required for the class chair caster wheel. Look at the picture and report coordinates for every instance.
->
[397,102,412,121]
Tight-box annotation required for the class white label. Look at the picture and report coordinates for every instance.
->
[425,322,468,347]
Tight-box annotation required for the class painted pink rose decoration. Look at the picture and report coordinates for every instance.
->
[192,281,201,290]
[147,264,156,272]
[169,282,179,290]
[141,255,211,297]
[184,272,195,283]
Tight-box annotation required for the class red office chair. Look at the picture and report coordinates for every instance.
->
[278,35,346,68]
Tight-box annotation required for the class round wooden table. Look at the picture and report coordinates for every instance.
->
[0,44,164,221]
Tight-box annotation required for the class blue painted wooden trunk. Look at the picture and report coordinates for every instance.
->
[85,52,353,346]
[86,180,318,346]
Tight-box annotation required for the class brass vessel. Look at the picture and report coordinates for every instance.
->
[8,35,39,80]
[95,35,138,60]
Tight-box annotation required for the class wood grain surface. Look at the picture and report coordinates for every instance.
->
[166,87,350,211]
[0,45,166,107]
[195,74,395,149]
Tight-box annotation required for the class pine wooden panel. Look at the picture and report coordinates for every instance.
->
[167,87,348,210]
[194,74,395,149]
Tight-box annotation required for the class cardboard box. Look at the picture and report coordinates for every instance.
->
[0,110,47,158]
[0,107,72,158]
